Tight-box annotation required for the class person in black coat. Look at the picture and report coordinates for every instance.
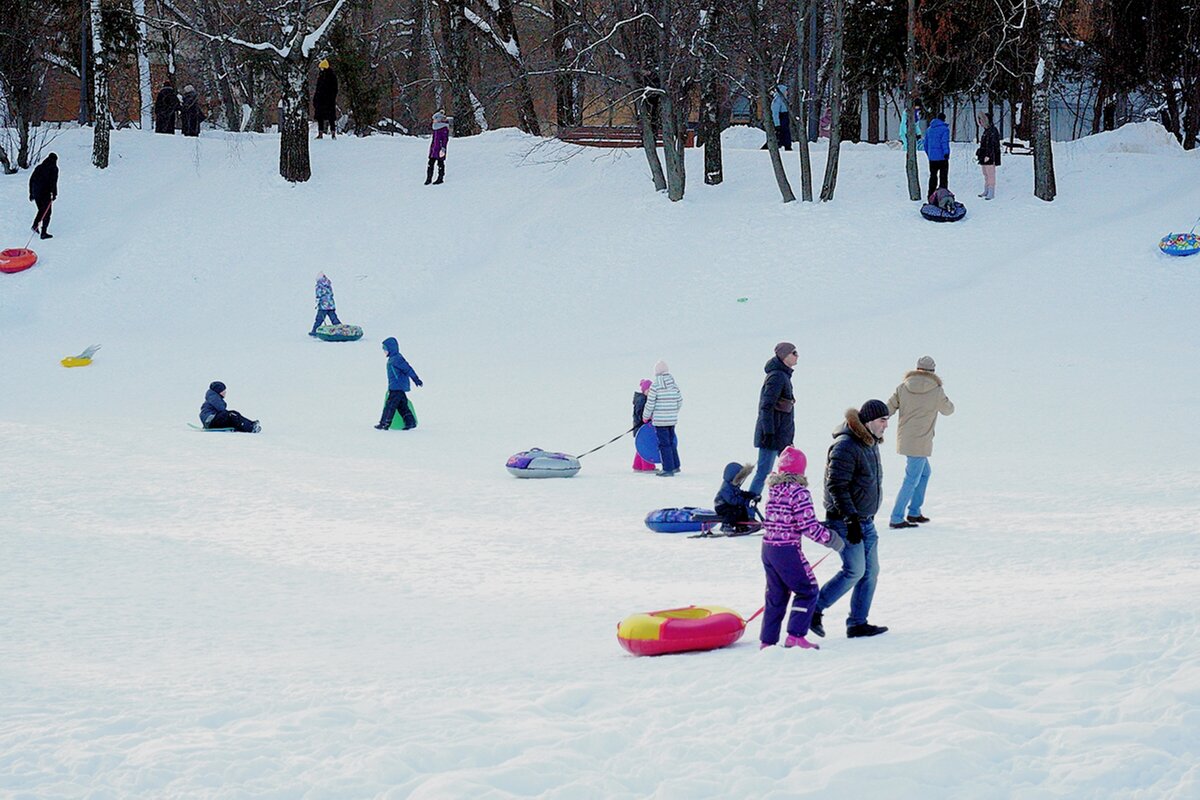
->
[180,85,205,137]
[313,60,338,139]
[747,342,799,499]
[810,400,890,640]
[154,81,180,134]
[976,112,1002,200]
[29,152,58,240]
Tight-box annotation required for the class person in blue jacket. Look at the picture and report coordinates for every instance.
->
[375,337,422,430]
[199,381,260,432]
[923,111,951,199]
[769,84,792,151]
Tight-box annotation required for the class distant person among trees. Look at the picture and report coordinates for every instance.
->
[180,85,205,137]
[28,152,58,240]
[899,101,924,151]
[761,84,792,151]
[426,110,452,185]
[975,112,1002,200]
[200,381,261,433]
[313,59,338,139]
[154,80,180,134]
[923,111,951,198]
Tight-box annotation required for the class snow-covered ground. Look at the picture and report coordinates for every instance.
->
[1,123,1198,798]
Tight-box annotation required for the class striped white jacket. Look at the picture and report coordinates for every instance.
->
[643,373,682,426]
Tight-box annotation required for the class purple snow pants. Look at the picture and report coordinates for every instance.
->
[759,543,820,645]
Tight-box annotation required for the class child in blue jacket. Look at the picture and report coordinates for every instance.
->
[376,337,423,430]
[714,462,757,533]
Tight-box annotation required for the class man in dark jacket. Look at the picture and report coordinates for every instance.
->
[313,59,338,139]
[28,153,58,240]
[199,381,261,433]
[810,399,890,639]
[975,112,1002,200]
[154,81,180,134]
[180,85,205,136]
[376,337,422,430]
[747,342,798,499]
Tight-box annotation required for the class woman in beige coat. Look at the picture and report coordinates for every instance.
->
[887,356,954,528]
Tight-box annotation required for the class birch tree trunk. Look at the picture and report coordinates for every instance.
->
[133,0,153,130]
[89,0,111,169]
[697,1,723,185]
[492,0,540,135]
[793,0,813,201]
[278,59,311,182]
[637,97,668,192]
[904,0,920,200]
[421,0,444,110]
[749,0,794,202]
[551,0,579,127]
[1032,0,1061,202]
[441,0,477,136]
[818,0,844,201]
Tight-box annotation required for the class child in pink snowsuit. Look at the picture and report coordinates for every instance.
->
[760,446,843,649]
[632,379,656,471]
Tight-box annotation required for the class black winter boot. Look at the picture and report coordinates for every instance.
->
[847,623,889,638]
[810,611,825,638]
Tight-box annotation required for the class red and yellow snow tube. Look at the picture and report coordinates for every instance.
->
[617,605,746,656]
[0,248,37,275]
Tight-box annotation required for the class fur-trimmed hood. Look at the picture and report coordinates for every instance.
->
[901,369,943,393]
[766,472,808,488]
[836,408,881,446]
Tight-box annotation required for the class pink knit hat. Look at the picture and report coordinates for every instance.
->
[639,379,652,393]
[777,446,807,475]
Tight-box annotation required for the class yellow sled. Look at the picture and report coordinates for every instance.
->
[60,344,101,368]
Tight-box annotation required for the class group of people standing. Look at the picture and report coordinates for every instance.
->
[154,81,205,137]
[747,342,954,648]
[910,103,1003,201]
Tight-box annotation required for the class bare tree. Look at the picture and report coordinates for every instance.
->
[551,0,581,127]
[818,0,845,201]
[467,0,540,134]
[89,0,111,169]
[904,0,920,200]
[695,0,724,185]
[791,0,815,201]
[441,0,479,135]
[1031,0,1061,201]
[741,0,794,202]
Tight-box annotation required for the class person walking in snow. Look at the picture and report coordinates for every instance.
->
[975,112,1001,200]
[154,80,180,134]
[313,59,338,139]
[760,84,792,151]
[29,152,58,240]
[632,379,656,472]
[923,111,951,199]
[199,381,261,433]
[642,360,682,476]
[810,400,891,640]
[180,85,205,137]
[748,342,799,500]
[376,337,422,430]
[760,446,843,650]
[309,273,342,336]
[426,110,452,185]
[886,356,955,529]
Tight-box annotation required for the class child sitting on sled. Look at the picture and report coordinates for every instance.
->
[714,462,758,533]
[760,446,842,650]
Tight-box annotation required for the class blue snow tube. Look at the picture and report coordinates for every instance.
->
[920,202,967,223]
[1159,233,1200,257]
[645,507,716,534]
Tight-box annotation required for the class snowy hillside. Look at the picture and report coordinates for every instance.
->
[2,123,1199,798]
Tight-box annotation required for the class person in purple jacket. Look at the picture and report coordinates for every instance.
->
[759,446,843,650]
[426,110,452,185]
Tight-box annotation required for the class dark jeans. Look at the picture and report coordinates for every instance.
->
[426,157,445,183]
[311,308,341,332]
[655,425,680,473]
[209,410,256,432]
[928,159,949,197]
[32,198,52,232]
[380,389,416,428]
[760,543,820,644]
[317,118,335,135]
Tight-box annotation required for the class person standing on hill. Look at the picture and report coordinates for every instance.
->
[748,342,798,500]
[28,152,58,240]
[887,356,955,529]
[760,84,792,151]
[923,111,951,199]
[180,85,205,137]
[976,112,1002,200]
[426,110,452,185]
[642,360,683,476]
[154,80,180,134]
[309,273,342,336]
[376,337,422,430]
[313,60,338,139]
[810,400,891,640]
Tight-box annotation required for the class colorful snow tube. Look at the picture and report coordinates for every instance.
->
[0,248,37,274]
[920,202,967,222]
[617,605,746,656]
[1159,232,1200,257]
[645,507,716,533]
[506,448,581,478]
[314,323,363,341]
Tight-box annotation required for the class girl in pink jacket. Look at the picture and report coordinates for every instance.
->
[760,446,843,649]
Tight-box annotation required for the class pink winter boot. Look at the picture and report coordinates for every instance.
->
[784,635,820,650]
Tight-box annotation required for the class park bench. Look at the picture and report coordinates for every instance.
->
[559,125,696,148]
[1002,139,1033,155]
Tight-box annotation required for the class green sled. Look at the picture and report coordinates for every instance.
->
[384,392,418,430]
